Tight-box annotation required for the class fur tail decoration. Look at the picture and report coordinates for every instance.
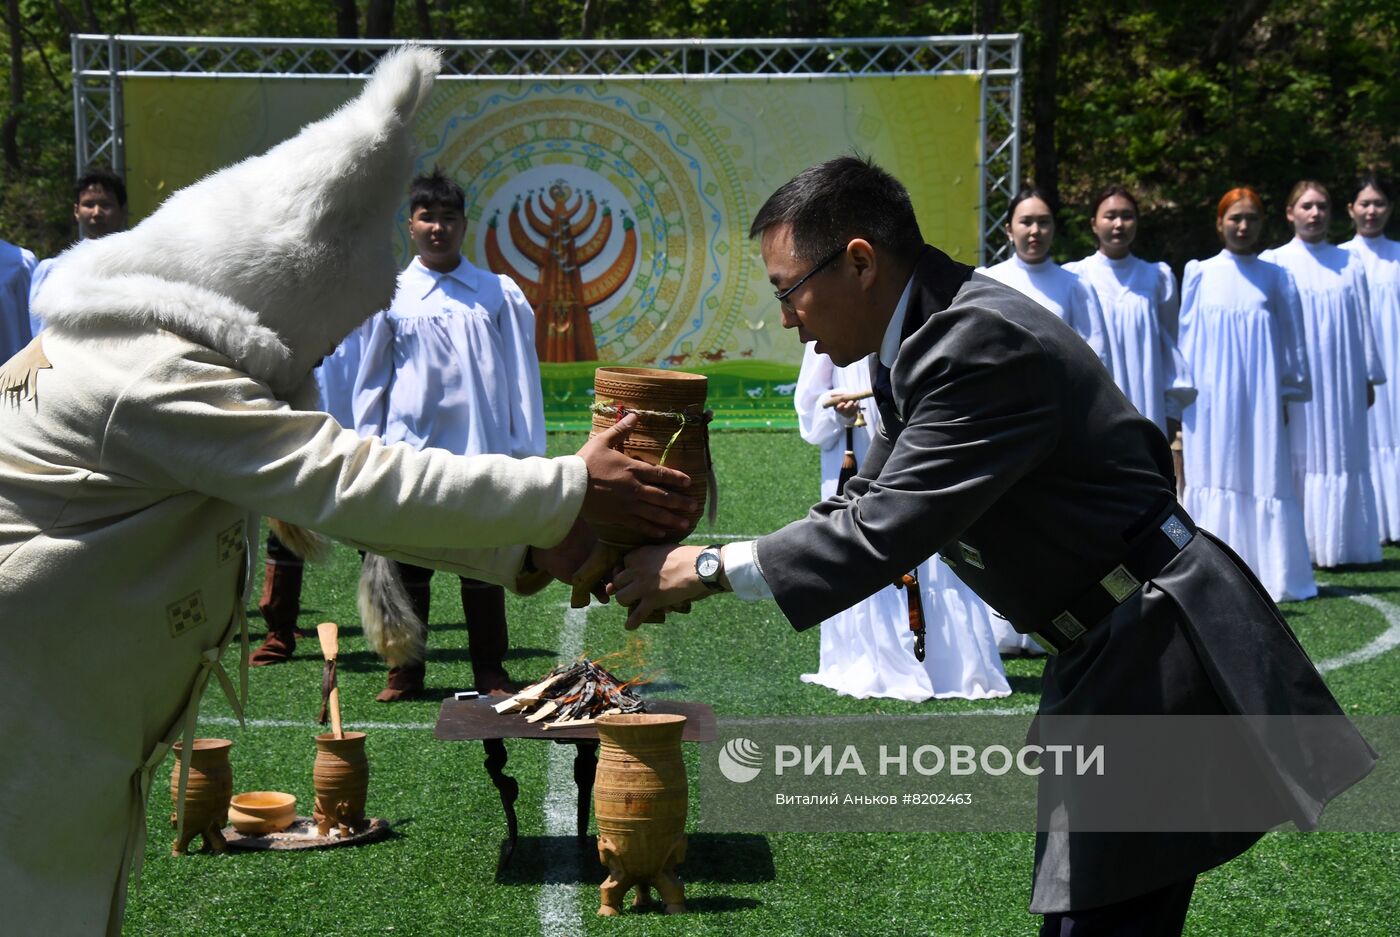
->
[358,553,426,668]
[267,518,332,564]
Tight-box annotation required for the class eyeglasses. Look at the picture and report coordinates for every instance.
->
[773,244,846,307]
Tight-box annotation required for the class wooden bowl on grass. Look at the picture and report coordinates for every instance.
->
[228,791,297,834]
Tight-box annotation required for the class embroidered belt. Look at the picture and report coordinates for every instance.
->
[1029,503,1196,656]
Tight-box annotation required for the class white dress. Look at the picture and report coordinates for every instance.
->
[353,256,546,458]
[0,239,36,362]
[1179,251,1317,601]
[314,319,371,430]
[980,255,1114,372]
[1065,251,1196,433]
[1343,234,1400,542]
[26,256,55,337]
[793,343,1012,700]
[1262,238,1385,566]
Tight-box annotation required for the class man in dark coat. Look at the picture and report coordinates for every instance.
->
[611,155,1375,934]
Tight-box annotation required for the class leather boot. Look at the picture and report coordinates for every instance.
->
[463,580,512,694]
[376,564,431,702]
[250,545,303,666]
[376,661,426,702]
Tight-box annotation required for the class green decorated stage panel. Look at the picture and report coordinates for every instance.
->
[123,75,982,428]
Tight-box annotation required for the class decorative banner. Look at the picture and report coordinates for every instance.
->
[123,74,982,427]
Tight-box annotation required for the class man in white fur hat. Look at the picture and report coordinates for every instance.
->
[0,47,693,936]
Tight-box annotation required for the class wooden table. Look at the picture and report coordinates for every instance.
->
[434,697,716,872]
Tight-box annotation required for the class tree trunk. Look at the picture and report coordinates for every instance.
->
[1204,0,1271,68]
[581,0,605,39]
[976,0,1001,34]
[434,0,457,39]
[1032,0,1061,208]
[413,0,433,38]
[79,0,100,32]
[3,0,22,172]
[365,0,395,38]
[333,0,358,39]
[50,1,80,36]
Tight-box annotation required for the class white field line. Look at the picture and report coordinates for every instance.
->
[536,602,591,937]
[202,715,435,730]
[1316,587,1400,673]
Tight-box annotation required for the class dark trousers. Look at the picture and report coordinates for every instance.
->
[259,530,304,635]
[394,561,511,690]
[1040,878,1195,937]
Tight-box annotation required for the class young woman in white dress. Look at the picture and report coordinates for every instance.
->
[981,186,1114,372]
[793,343,1012,700]
[1179,188,1316,601]
[979,188,1103,652]
[1342,174,1400,543]
[1066,186,1195,436]
[1261,181,1385,567]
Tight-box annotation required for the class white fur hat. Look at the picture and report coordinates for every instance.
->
[33,45,441,397]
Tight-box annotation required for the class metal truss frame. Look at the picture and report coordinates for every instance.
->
[73,34,1021,262]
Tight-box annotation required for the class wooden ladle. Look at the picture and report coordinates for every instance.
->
[316,621,343,739]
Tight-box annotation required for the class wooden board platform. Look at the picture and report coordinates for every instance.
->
[223,816,391,851]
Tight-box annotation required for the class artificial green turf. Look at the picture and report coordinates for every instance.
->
[122,430,1400,936]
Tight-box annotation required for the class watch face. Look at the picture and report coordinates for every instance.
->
[697,552,721,578]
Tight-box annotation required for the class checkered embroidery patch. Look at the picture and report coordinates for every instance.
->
[1100,564,1142,603]
[216,520,245,566]
[1161,515,1193,549]
[1052,610,1086,640]
[167,591,207,637]
[958,542,985,570]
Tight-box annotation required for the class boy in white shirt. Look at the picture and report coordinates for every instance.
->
[354,168,546,700]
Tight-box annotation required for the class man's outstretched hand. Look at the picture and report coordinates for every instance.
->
[577,412,697,540]
[609,543,715,630]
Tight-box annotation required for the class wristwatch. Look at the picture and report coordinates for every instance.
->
[695,544,725,591]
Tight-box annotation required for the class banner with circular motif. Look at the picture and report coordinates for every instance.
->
[124,74,981,426]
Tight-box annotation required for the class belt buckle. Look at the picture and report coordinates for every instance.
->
[1100,564,1141,603]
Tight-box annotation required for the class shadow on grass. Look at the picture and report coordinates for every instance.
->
[494,832,776,886]
[1317,582,1400,596]
[332,645,556,672]
[1004,673,1043,696]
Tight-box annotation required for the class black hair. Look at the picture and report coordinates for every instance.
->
[1089,184,1139,218]
[74,167,126,207]
[1007,185,1056,223]
[748,154,924,266]
[1351,171,1396,205]
[409,166,466,214]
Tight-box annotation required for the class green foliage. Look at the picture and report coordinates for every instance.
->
[1041,0,1398,268]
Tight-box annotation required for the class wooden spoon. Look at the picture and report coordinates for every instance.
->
[316,621,343,740]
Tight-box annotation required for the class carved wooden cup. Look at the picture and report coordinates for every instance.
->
[593,713,689,915]
[588,367,711,546]
[313,731,369,836]
[572,367,712,609]
[169,738,233,856]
